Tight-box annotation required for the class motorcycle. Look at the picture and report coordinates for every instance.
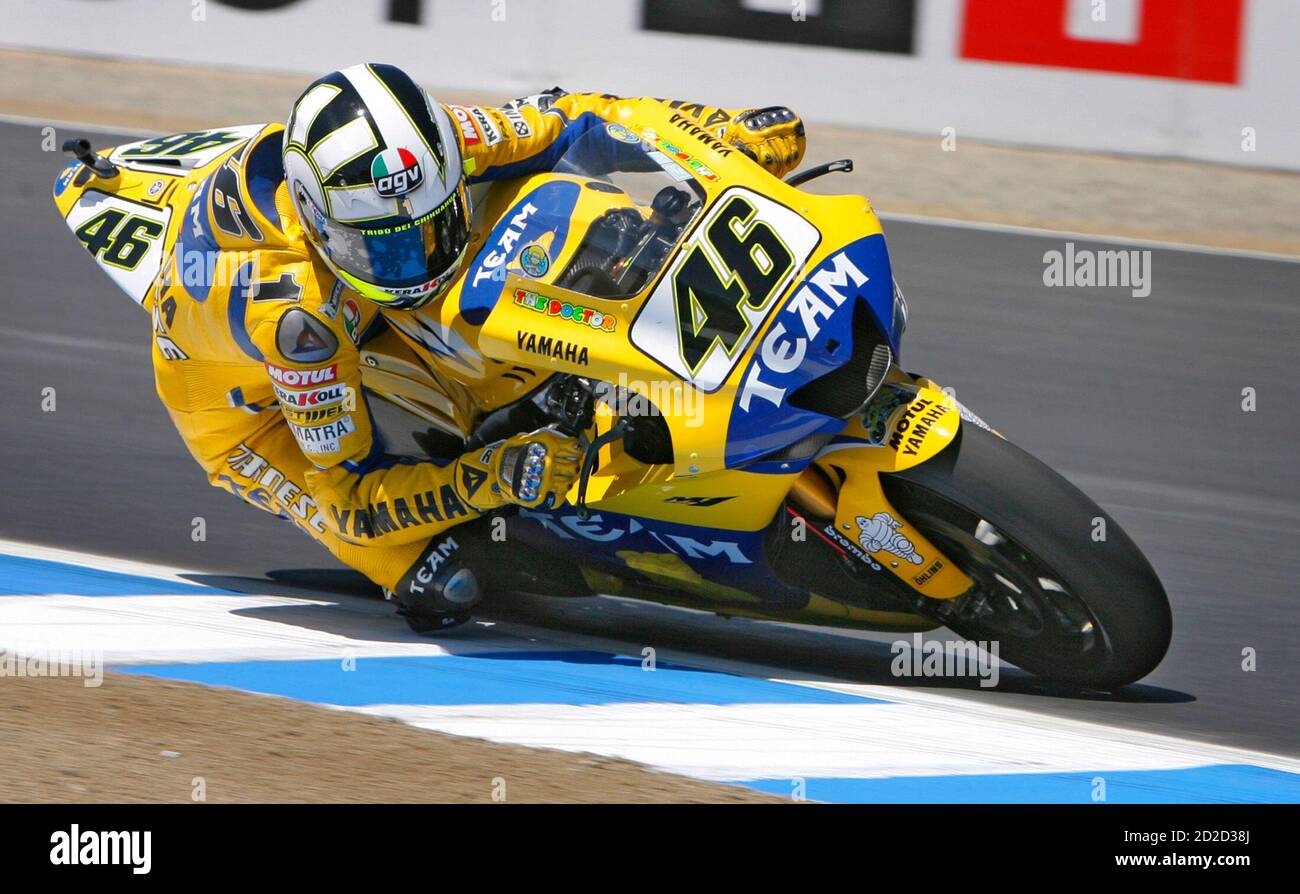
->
[51,103,1171,689]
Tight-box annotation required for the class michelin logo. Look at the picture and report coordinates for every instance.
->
[857,512,923,565]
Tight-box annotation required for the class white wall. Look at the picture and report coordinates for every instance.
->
[4,0,1295,170]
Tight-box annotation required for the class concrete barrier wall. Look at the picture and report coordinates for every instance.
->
[4,0,1295,170]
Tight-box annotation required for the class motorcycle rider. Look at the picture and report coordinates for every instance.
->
[150,62,806,631]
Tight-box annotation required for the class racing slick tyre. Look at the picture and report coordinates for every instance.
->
[882,424,1172,690]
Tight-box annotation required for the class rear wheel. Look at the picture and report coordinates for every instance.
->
[882,425,1172,689]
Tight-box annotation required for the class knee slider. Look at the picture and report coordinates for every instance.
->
[391,534,484,622]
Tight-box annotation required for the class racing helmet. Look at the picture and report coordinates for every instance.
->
[283,63,471,310]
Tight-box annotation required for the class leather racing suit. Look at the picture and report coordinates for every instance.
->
[149,89,806,596]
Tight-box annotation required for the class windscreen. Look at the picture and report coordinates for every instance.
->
[548,122,707,299]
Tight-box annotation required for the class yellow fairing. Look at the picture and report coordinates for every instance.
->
[813,385,973,599]
[469,101,974,597]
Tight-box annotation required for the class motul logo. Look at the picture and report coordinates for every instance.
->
[265,363,338,387]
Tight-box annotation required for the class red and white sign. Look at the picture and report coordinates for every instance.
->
[960,0,1245,84]
[5,0,1295,169]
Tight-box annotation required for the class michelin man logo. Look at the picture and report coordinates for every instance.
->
[856,513,924,565]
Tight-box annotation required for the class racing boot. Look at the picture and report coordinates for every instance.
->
[384,519,492,633]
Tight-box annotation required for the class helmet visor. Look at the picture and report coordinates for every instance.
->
[318,183,471,309]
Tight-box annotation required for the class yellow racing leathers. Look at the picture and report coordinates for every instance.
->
[152,90,805,591]
[148,126,434,589]
[443,90,806,181]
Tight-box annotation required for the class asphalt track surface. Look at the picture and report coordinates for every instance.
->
[2,121,1297,757]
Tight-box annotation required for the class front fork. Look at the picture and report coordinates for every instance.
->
[792,373,976,602]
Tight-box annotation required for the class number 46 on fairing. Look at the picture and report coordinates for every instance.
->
[630,187,819,392]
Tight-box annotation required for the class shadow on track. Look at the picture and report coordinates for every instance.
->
[184,569,1194,706]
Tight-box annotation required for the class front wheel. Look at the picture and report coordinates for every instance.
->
[883,425,1172,689]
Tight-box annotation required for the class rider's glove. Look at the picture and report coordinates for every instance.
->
[454,427,583,512]
[718,106,806,179]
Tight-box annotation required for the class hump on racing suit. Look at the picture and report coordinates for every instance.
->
[52,80,807,588]
[138,122,468,547]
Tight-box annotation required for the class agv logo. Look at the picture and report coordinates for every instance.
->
[371,147,423,198]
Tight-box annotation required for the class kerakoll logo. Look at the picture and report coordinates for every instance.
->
[273,382,347,407]
[50,825,151,874]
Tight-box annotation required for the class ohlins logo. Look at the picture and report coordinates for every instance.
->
[371,146,423,198]
[889,398,950,456]
[514,288,616,332]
